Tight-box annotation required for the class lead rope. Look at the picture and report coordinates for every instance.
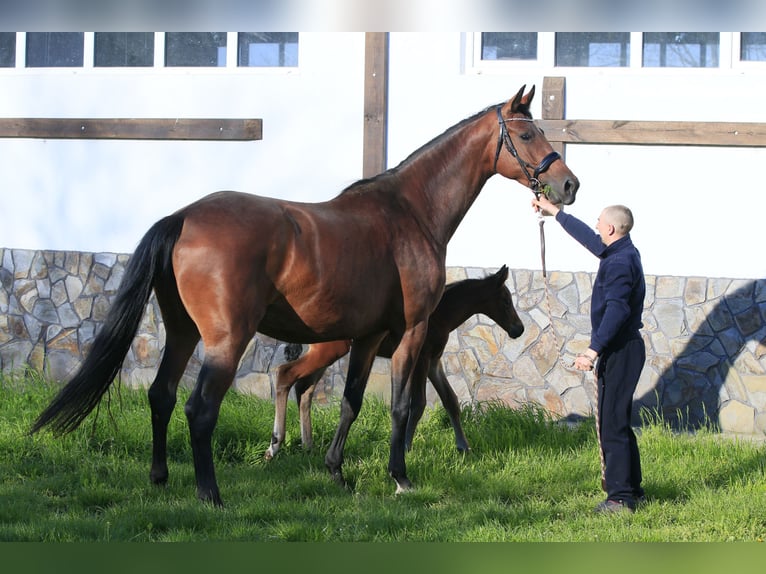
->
[536,206,607,492]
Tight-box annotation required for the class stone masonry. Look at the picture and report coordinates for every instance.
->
[1,247,765,435]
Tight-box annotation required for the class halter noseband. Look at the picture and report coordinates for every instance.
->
[493,105,561,194]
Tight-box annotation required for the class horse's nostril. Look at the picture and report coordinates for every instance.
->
[566,178,580,195]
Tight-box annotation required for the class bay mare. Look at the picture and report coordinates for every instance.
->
[32,85,579,506]
[264,266,525,460]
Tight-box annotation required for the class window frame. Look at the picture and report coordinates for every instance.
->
[0,32,300,74]
[467,32,766,74]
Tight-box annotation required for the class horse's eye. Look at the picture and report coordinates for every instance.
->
[520,132,532,141]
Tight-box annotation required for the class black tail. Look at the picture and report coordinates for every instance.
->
[31,214,185,435]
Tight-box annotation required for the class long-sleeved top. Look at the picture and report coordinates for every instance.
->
[555,210,645,354]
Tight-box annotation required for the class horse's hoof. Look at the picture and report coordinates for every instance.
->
[394,477,413,494]
[264,448,275,461]
[150,469,168,486]
[198,488,224,508]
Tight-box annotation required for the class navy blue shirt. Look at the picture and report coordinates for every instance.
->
[555,210,645,354]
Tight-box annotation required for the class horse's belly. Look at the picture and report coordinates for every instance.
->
[256,298,372,344]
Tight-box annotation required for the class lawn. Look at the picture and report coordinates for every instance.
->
[1,371,766,544]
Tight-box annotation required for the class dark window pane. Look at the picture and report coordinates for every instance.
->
[165,32,227,67]
[26,32,84,67]
[556,32,630,67]
[481,33,537,60]
[643,33,719,67]
[0,33,15,67]
[95,33,154,67]
[741,32,766,61]
[238,32,298,67]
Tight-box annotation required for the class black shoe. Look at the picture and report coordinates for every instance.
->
[593,498,635,514]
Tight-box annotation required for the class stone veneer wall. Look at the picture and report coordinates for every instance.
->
[1,247,765,435]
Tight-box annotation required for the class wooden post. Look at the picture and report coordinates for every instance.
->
[363,32,389,178]
[542,76,566,160]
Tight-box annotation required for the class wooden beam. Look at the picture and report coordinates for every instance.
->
[537,119,766,147]
[0,118,262,141]
[363,32,389,178]
[541,77,566,158]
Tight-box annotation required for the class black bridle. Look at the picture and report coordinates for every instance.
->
[493,105,561,196]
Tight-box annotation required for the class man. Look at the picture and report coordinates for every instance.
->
[532,195,647,514]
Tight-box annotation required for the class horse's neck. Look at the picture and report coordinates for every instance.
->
[395,118,493,248]
[433,283,487,331]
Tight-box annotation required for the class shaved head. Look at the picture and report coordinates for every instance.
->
[601,205,634,236]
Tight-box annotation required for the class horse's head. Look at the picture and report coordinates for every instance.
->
[485,264,524,339]
[492,85,579,206]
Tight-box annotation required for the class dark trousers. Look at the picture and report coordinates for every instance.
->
[596,337,646,503]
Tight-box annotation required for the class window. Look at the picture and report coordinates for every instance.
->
[0,33,15,67]
[238,33,298,67]
[740,32,766,61]
[481,33,537,60]
[95,33,154,67]
[642,33,719,68]
[555,33,630,67]
[165,33,227,67]
[474,32,762,70]
[26,33,84,67]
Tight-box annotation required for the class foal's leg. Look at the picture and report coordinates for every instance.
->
[266,358,305,460]
[427,360,470,453]
[295,369,324,450]
[325,333,386,488]
[266,341,349,459]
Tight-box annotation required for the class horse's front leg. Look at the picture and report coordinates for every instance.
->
[389,322,428,493]
[325,333,386,488]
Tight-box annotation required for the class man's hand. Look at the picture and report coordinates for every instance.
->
[575,349,598,371]
[531,195,561,217]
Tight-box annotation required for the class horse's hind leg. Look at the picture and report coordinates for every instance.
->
[148,283,200,486]
[184,351,241,506]
[148,331,199,486]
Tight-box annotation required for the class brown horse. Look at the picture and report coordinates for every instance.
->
[32,85,579,506]
[264,265,523,460]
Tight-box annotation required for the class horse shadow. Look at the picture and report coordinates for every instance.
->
[634,278,766,432]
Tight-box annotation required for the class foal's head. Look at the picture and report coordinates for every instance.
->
[482,265,524,339]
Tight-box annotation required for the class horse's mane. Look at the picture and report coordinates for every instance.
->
[339,100,530,195]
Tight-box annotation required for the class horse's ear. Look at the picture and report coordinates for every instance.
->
[521,85,535,107]
[507,85,527,114]
[495,264,509,283]
[508,85,534,116]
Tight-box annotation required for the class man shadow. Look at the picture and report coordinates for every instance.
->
[634,279,766,431]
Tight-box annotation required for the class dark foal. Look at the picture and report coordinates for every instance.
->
[265,265,524,460]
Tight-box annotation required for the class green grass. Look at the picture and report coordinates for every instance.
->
[1,370,766,542]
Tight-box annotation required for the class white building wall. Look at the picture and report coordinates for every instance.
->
[387,33,766,279]
[1,32,765,279]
